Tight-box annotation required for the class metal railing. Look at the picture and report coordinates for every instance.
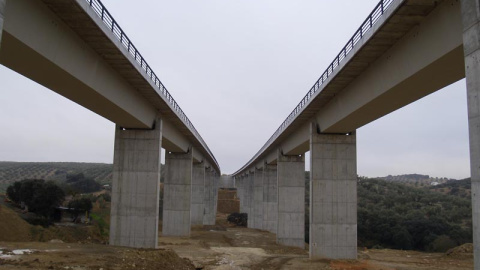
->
[85,0,219,170]
[233,0,395,175]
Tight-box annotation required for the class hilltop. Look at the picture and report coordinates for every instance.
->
[377,174,455,187]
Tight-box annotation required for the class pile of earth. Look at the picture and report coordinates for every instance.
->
[446,243,474,257]
[217,188,239,214]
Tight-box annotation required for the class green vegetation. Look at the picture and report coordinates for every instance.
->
[7,179,65,220]
[0,162,113,193]
[305,173,472,252]
[68,197,93,219]
[62,173,102,194]
[429,178,471,199]
[357,178,471,251]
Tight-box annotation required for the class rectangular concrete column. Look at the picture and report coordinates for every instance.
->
[213,172,219,219]
[0,0,5,48]
[237,176,245,213]
[253,168,264,230]
[310,123,357,259]
[277,151,305,248]
[203,168,215,225]
[461,1,480,268]
[110,118,162,248]
[247,171,255,228]
[191,162,205,225]
[263,164,278,234]
[162,150,193,236]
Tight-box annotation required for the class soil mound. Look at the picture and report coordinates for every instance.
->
[0,203,32,242]
[446,243,473,256]
[217,188,239,214]
[119,248,195,270]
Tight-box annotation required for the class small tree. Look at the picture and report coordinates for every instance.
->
[6,179,65,218]
[68,197,93,220]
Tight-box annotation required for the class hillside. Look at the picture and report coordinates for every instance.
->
[357,178,472,251]
[0,161,113,193]
[304,173,472,252]
[429,178,472,199]
[378,174,454,187]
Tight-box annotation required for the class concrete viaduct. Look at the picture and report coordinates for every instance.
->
[231,0,480,266]
[0,0,221,248]
[2,0,480,268]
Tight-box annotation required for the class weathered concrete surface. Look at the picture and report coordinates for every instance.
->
[220,175,234,188]
[461,0,480,268]
[263,164,278,234]
[191,162,205,225]
[277,151,305,248]
[213,172,219,219]
[162,150,193,237]
[253,168,264,230]
[247,171,255,228]
[0,0,5,48]
[110,118,162,248]
[309,123,357,259]
[203,169,216,225]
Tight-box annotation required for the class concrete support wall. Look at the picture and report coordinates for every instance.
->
[461,0,480,268]
[191,162,205,225]
[236,176,244,213]
[110,118,162,248]
[162,150,193,236]
[247,171,255,228]
[0,0,5,48]
[213,172,219,219]
[203,169,215,225]
[277,151,305,248]
[263,164,278,234]
[253,168,264,230]
[309,124,357,259]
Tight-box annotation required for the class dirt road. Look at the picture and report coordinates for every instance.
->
[0,215,474,269]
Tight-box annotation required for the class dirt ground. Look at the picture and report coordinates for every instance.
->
[0,213,474,270]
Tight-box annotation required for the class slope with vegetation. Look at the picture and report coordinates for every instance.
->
[305,173,472,252]
[0,162,113,192]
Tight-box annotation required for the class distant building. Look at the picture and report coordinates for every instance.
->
[431,182,440,186]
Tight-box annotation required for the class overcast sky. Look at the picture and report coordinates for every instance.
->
[0,0,471,179]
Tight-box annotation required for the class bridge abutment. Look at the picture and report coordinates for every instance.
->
[254,168,264,230]
[162,150,193,236]
[309,123,357,259]
[461,0,480,267]
[191,162,205,225]
[277,151,305,248]
[109,119,162,248]
[263,164,278,234]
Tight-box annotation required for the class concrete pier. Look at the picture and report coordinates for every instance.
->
[238,176,245,213]
[162,150,193,236]
[110,119,162,248]
[253,168,264,230]
[247,171,255,228]
[213,172,219,218]
[203,168,216,225]
[263,164,278,234]
[0,0,5,47]
[461,0,480,267]
[277,151,305,248]
[191,162,205,225]
[309,123,357,259]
